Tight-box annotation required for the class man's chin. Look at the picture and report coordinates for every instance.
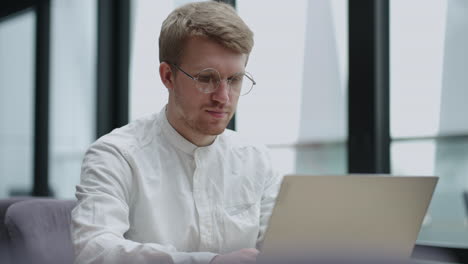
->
[196,121,229,135]
[202,126,226,136]
[195,116,232,135]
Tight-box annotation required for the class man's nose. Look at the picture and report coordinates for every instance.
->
[211,80,230,104]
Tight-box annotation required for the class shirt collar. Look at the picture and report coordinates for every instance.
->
[159,106,220,155]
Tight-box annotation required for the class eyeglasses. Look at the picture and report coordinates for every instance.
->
[170,63,256,96]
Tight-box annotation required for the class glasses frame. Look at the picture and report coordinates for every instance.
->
[170,63,256,96]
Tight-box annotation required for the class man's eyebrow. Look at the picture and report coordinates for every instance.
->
[228,71,246,78]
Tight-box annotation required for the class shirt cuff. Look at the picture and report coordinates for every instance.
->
[170,251,219,264]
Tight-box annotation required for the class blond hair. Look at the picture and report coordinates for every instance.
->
[159,1,254,64]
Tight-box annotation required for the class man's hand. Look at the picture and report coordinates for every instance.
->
[210,248,259,264]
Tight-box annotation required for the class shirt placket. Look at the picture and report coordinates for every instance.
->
[193,148,215,252]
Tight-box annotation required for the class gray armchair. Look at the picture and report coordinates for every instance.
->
[0,197,31,264]
[4,199,76,264]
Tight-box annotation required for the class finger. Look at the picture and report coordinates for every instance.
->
[240,249,259,260]
[241,248,259,255]
[240,256,258,264]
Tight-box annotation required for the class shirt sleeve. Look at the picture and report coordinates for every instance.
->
[255,148,283,249]
[71,140,218,264]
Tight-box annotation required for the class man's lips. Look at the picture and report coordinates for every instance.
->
[206,110,228,118]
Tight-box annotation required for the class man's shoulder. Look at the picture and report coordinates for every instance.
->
[221,130,277,180]
[221,129,269,155]
[92,112,161,151]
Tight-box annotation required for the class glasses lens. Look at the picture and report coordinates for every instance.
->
[227,73,255,96]
[239,72,255,96]
[196,69,220,93]
[195,68,255,96]
[227,74,244,96]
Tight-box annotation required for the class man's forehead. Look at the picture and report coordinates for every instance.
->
[180,37,247,62]
[188,54,247,68]
[179,42,247,74]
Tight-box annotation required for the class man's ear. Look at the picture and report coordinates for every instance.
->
[159,62,174,90]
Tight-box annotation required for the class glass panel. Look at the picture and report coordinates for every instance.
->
[129,0,203,120]
[392,138,468,247]
[390,0,446,138]
[48,0,97,198]
[391,0,468,247]
[390,0,468,138]
[237,0,348,175]
[0,10,36,198]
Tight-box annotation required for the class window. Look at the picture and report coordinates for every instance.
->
[48,0,97,198]
[0,10,36,197]
[237,0,348,175]
[391,0,468,246]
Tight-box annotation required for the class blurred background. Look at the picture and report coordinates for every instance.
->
[1,0,467,254]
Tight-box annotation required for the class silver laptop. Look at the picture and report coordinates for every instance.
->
[260,174,438,260]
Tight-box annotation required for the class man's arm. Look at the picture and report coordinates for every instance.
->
[209,248,259,264]
[256,150,283,249]
[72,141,218,264]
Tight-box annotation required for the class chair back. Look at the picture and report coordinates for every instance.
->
[5,199,77,264]
[0,197,31,264]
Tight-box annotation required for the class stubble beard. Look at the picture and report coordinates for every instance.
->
[174,98,232,138]
[184,111,231,136]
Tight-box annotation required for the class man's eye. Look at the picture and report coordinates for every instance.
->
[229,76,243,84]
[197,75,213,83]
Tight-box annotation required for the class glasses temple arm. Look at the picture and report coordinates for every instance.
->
[172,63,196,81]
[245,73,256,85]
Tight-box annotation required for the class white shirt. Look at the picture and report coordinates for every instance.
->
[71,108,282,264]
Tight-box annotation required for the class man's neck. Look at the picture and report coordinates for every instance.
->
[165,108,217,147]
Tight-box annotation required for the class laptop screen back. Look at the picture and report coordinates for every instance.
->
[260,175,438,259]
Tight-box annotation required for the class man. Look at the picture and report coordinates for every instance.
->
[71,2,281,264]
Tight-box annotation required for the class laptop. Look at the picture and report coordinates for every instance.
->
[259,174,438,261]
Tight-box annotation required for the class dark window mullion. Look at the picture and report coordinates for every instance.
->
[33,0,51,196]
[374,0,390,173]
[348,0,390,173]
[96,0,130,138]
[0,0,35,20]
